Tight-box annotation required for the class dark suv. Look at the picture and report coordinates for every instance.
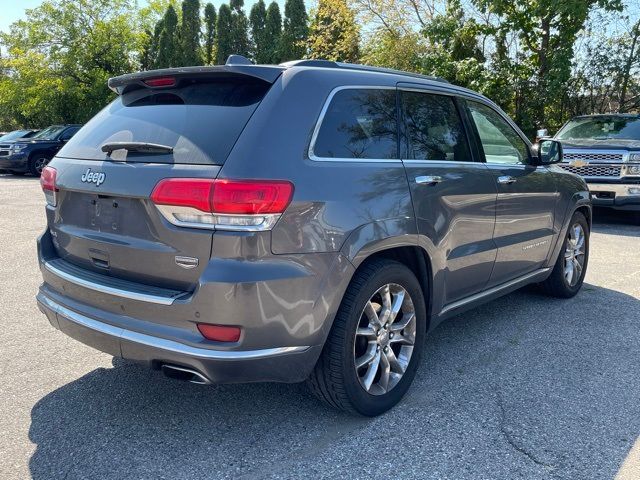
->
[36,57,591,415]
[0,124,82,176]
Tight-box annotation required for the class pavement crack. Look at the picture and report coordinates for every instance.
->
[495,388,555,470]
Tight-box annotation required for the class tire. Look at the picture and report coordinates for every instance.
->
[540,211,589,298]
[28,154,50,176]
[307,259,426,416]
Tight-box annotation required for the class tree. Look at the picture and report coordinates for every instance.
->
[230,0,251,58]
[281,0,308,60]
[264,2,283,63]
[179,0,203,66]
[203,3,217,65]
[0,0,139,128]
[250,0,267,63]
[473,0,624,130]
[307,0,359,62]
[155,5,179,68]
[216,4,233,64]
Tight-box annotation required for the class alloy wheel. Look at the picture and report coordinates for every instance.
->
[353,283,416,396]
[564,223,586,287]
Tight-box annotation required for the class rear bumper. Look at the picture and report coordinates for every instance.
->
[587,182,640,210]
[37,288,322,383]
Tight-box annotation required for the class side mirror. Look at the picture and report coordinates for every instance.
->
[536,138,563,165]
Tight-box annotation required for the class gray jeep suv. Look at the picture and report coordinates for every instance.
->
[36,57,591,416]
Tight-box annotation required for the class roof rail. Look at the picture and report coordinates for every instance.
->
[280,59,449,84]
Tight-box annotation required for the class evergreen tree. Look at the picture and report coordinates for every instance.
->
[264,2,282,63]
[281,0,308,61]
[230,0,250,58]
[155,5,179,68]
[216,4,233,64]
[249,0,267,63]
[179,0,203,66]
[307,0,359,62]
[140,28,154,70]
[204,3,217,65]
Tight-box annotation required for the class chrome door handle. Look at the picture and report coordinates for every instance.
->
[497,175,517,185]
[415,175,443,185]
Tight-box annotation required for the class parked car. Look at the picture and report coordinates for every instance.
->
[540,114,640,212]
[0,129,39,142]
[36,57,591,415]
[0,124,82,176]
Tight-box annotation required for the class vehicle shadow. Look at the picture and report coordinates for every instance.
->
[28,284,640,479]
[592,207,640,236]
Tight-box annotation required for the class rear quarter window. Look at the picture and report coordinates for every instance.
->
[57,78,270,165]
[311,88,398,160]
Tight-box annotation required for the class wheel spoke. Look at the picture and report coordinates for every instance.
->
[565,261,574,285]
[573,258,583,278]
[363,301,381,327]
[388,289,405,325]
[378,353,390,393]
[390,312,414,333]
[356,326,377,340]
[362,350,382,391]
[385,348,406,374]
[355,342,377,369]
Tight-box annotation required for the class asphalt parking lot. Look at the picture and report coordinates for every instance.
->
[1,174,639,480]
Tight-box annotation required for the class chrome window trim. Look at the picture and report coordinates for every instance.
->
[308,85,401,164]
[44,261,182,306]
[308,83,532,166]
[38,294,310,360]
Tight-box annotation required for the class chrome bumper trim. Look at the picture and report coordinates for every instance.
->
[44,260,181,306]
[587,183,640,197]
[38,293,310,360]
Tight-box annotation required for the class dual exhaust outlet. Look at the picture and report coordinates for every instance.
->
[160,364,211,385]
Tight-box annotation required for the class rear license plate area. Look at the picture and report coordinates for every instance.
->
[90,195,122,232]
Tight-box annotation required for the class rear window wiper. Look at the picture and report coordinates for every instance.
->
[101,142,173,155]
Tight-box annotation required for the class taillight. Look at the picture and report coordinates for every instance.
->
[197,323,242,342]
[144,77,176,88]
[40,166,58,206]
[150,178,294,231]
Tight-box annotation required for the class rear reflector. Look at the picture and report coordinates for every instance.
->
[40,166,58,206]
[150,178,294,231]
[197,323,241,342]
[144,77,176,87]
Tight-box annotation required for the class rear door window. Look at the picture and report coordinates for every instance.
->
[312,88,398,160]
[57,78,271,165]
[401,91,471,162]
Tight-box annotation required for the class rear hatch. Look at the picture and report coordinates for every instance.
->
[45,66,282,292]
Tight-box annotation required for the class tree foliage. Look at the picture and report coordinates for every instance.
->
[307,0,360,62]
[264,2,283,63]
[281,0,308,60]
[179,0,203,66]
[155,5,179,68]
[0,0,139,129]
[250,0,268,63]
[216,4,234,64]
[203,3,217,65]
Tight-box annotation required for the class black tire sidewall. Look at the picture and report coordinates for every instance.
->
[340,262,426,416]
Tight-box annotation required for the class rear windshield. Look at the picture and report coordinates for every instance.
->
[57,77,271,165]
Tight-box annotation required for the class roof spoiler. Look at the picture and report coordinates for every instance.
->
[108,60,283,95]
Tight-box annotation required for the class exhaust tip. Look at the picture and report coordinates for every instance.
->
[161,364,211,385]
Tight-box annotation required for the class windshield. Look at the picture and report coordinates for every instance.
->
[556,116,640,141]
[0,130,29,142]
[58,77,271,165]
[32,126,66,140]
